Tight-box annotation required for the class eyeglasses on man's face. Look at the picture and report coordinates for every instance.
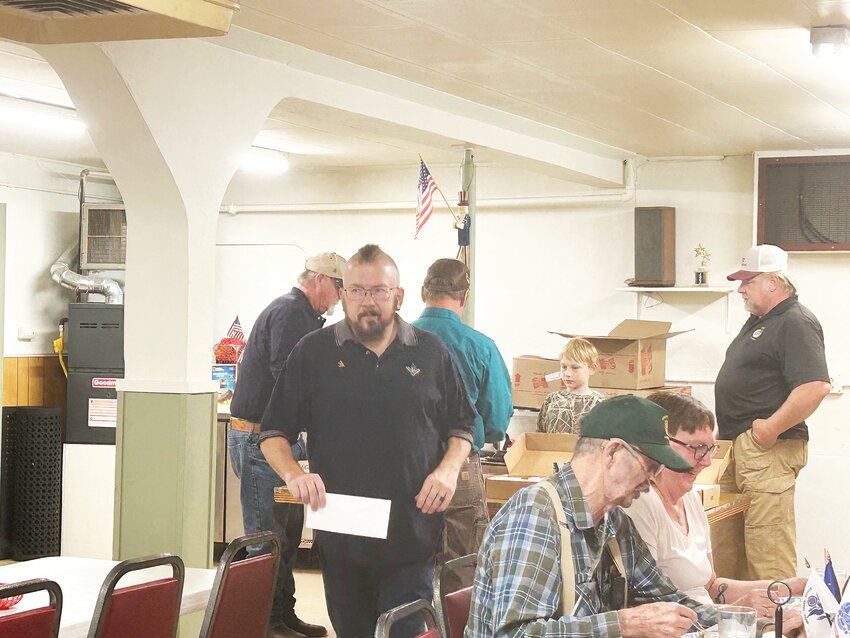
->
[619,440,664,479]
[668,436,719,463]
[343,286,396,302]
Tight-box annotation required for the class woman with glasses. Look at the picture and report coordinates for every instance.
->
[623,392,805,618]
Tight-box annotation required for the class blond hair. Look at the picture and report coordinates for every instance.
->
[560,337,598,367]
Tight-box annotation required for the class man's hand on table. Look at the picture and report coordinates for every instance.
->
[617,601,697,638]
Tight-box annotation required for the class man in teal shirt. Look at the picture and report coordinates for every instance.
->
[413,258,512,564]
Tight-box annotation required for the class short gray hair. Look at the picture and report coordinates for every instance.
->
[297,270,319,286]
[572,437,608,459]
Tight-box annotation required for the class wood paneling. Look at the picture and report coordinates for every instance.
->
[2,356,66,412]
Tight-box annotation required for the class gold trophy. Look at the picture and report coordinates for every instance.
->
[694,244,711,286]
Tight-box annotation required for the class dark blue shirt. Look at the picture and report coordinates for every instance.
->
[230,287,324,423]
[260,317,475,564]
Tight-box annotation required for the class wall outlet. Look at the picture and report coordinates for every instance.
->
[830,375,845,395]
[17,326,34,341]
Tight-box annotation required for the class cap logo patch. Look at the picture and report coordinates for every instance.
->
[337,360,345,368]
[406,363,421,377]
[751,327,765,340]
[662,414,671,438]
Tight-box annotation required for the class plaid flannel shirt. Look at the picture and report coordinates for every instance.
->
[465,465,716,638]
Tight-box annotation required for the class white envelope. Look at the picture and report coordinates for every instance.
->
[304,493,392,539]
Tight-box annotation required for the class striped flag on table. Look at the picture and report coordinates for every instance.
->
[227,316,245,341]
[415,159,438,239]
[227,316,246,363]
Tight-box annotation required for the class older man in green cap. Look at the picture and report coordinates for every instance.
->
[466,395,717,638]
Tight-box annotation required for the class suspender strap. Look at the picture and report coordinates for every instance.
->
[538,480,575,616]
[606,537,629,608]
[539,480,629,617]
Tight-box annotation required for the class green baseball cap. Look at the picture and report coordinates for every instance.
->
[581,395,693,472]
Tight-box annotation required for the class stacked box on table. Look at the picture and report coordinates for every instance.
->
[511,354,691,410]
[550,319,691,390]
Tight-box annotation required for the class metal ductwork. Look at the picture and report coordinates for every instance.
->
[0,0,239,44]
[50,243,123,304]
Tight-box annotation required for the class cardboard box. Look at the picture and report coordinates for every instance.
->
[693,484,721,509]
[485,432,577,502]
[551,320,691,390]
[511,355,692,409]
[593,385,692,400]
[694,439,732,484]
[512,356,562,409]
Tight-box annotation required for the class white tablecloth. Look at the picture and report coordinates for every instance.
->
[0,556,216,637]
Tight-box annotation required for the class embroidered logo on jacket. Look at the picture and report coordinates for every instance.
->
[406,364,421,377]
[337,360,345,368]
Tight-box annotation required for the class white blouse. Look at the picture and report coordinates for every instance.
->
[623,487,714,606]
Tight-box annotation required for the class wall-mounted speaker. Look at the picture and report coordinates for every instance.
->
[632,206,675,287]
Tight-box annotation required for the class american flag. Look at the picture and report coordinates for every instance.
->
[415,159,438,239]
[227,316,246,363]
[227,316,245,341]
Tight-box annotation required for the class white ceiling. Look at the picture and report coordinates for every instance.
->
[4,1,850,170]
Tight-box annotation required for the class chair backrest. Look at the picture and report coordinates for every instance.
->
[442,587,472,638]
[0,578,63,638]
[199,531,281,638]
[433,554,476,638]
[375,599,441,638]
[87,554,185,638]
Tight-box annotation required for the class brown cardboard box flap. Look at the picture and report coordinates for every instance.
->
[694,440,732,484]
[551,319,692,341]
[505,432,578,477]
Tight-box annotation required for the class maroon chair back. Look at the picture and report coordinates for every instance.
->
[375,599,442,638]
[87,554,184,638]
[199,532,281,638]
[443,587,472,638]
[0,578,62,638]
[432,554,476,638]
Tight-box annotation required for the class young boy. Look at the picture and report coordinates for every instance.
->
[537,337,606,434]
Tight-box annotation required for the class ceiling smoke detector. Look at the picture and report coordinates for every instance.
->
[810,25,850,57]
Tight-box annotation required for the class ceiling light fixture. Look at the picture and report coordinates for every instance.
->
[239,146,289,175]
[811,25,850,57]
[0,104,85,135]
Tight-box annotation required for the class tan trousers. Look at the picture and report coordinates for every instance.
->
[721,430,807,581]
[436,453,488,589]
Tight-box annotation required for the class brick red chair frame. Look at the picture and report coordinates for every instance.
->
[87,554,184,638]
[432,554,476,638]
[198,531,281,638]
[0,578,63,638]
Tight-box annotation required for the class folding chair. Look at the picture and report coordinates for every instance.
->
[198,531,281,638]
[433,554,476,638]
[87,554,185,638]
[375,599,442,638]
[0,578,62,638]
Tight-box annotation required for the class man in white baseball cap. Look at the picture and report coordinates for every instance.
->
[725,243,797,293]
[715,244,830,580]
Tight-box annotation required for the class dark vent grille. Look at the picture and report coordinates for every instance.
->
[82,206,126,269]
[0,0,142,15]
[0,408,62,560]
[758,156,850,251]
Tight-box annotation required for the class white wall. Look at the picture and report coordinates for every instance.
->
[0,152,120,355]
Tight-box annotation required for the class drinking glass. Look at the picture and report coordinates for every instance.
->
[718,605,757,638]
